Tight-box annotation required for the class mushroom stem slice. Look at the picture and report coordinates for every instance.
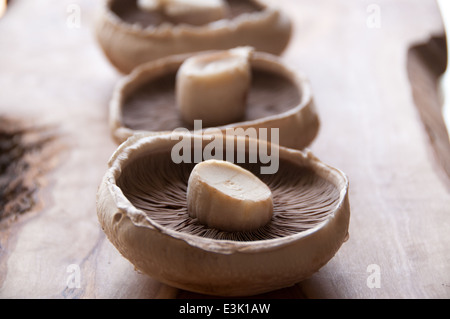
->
[137,0,161,12]
[165,0,229,25]
[187,159,273,232]
[176,47,254,127]
[138,0,229,25]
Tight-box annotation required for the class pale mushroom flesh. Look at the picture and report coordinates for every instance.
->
[175,47,254,127]
[187,159,274,232]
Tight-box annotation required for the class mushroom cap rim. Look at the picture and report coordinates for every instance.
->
[109,50,316,146]
[103,132,349,255]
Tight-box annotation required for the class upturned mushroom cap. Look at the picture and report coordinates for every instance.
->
[109,49,320,151]
[96,133,350,296]
[95,0,293,74]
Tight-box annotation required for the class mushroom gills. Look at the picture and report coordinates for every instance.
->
[122,68,301,132]
[116,151,341,241]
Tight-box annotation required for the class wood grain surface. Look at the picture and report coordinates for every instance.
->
[0,0,449,298]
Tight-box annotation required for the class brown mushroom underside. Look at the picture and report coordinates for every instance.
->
[117,151,340,242]
[122,69,301,132]
[110,0,264,28]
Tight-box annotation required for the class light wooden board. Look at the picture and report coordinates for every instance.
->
[0,0,449,298]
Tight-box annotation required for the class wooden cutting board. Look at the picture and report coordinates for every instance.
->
[0,0,449,298]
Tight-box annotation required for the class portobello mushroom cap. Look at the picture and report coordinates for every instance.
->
[109,50,320,151]
[96,133,350,296]
[95,0,293,74]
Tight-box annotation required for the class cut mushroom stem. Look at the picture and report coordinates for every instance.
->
[187,159,273,232]
[137,0,229,25]
[176,47,254,127]
[137,0,161,11]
